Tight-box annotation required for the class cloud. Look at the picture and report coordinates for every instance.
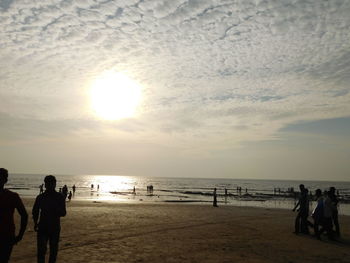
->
[0,0,350,152]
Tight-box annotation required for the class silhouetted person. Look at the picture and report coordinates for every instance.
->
[68,191,72,202]
[329,187,340,236]
[213,188,218,207]
[312,189,324,239]
[293,184,309,234]
[0,168,28,263]
[133,186,136,195]
[319,191,334,240]
[91,184,94,190]
[62,185,68,200]
[72,185,76,195]
[33,175,66,263]
[97,184,99,191]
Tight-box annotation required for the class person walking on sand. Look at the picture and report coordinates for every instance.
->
[312,189,324,239]
[213,188,218,207]
[33,175,66,263]
[0,168,28,263]
[293,184,310,234]
[329,187,340,236]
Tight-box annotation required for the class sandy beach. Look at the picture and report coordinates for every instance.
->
[10,199,350,263]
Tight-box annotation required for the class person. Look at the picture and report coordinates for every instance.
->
[0,168,28,263]
[67,191,72,202]
[62,185,68,200]
[32,175,66,263]
[213,188,218,207]
[312,189,323,239]
[320,191,334,240]
[133,186,136,195]
[292,184,310,234]
[72,184,76,195]
[329,187,340,236]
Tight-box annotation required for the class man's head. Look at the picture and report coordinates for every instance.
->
[315,189,322,197]
[44,175,56,191]
[329,187,336,195]
[299,184,305,191]
[0,168,8,188]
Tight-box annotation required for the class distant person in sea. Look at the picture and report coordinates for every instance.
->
[293,184,310,234]
[67,191,72,202]
[72,185,76,195]
[32,175,66,263]
[39,184,44,194]
[329,187,340,236]
[91,184,94,190]
[62,185,68,200]
[133,186,136,195]
[97,184,99,191]
[213,188,218,207]
[0,168,28,263]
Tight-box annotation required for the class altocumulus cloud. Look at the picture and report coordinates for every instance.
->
[0,0,350,150]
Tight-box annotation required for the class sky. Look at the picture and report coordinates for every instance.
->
[0,0,350,181]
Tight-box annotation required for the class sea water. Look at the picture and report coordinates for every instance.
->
[7,173,350,215]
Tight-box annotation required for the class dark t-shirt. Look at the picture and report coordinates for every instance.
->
[32,191,66,233]
[0,189,25,238]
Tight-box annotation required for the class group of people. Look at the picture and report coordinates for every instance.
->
[0,168,66,263]
[293,184,340,240]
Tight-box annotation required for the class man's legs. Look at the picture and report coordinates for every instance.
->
[294,212,301,233]
[300,213,310,234]
[48,230,60,263]
[37,231,49,263]
[0,237,14,263]
[333,211,340,236]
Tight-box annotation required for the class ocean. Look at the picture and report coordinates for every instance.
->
[7,173,350,215]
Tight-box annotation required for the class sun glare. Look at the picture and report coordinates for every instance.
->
[90,71,142,120]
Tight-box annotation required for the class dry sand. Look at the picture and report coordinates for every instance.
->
[10,199,350,263]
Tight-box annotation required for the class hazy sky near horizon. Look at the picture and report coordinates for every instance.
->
[1,0,350,181]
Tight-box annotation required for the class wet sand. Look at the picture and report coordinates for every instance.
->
[11,199,350,263]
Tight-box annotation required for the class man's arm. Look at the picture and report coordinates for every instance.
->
[32,196,40,231]
[292,200,300,211]
[57,194,66,217]
[14,196,28,244]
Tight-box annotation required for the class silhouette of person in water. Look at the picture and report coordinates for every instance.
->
[72,184,76,195]
[329,187,340,236]
[293,184,310,234]
[0,168,28,263]
[213,188,218,207]
[68,191,72,202]
[62,185,68,200]
[32,175,66,263]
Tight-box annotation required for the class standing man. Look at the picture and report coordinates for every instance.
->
[0,168,28,263]
[32,175,66,263]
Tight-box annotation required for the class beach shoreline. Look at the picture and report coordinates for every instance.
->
[10,198,350,263]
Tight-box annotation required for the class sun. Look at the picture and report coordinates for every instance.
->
[90,71,142,120]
